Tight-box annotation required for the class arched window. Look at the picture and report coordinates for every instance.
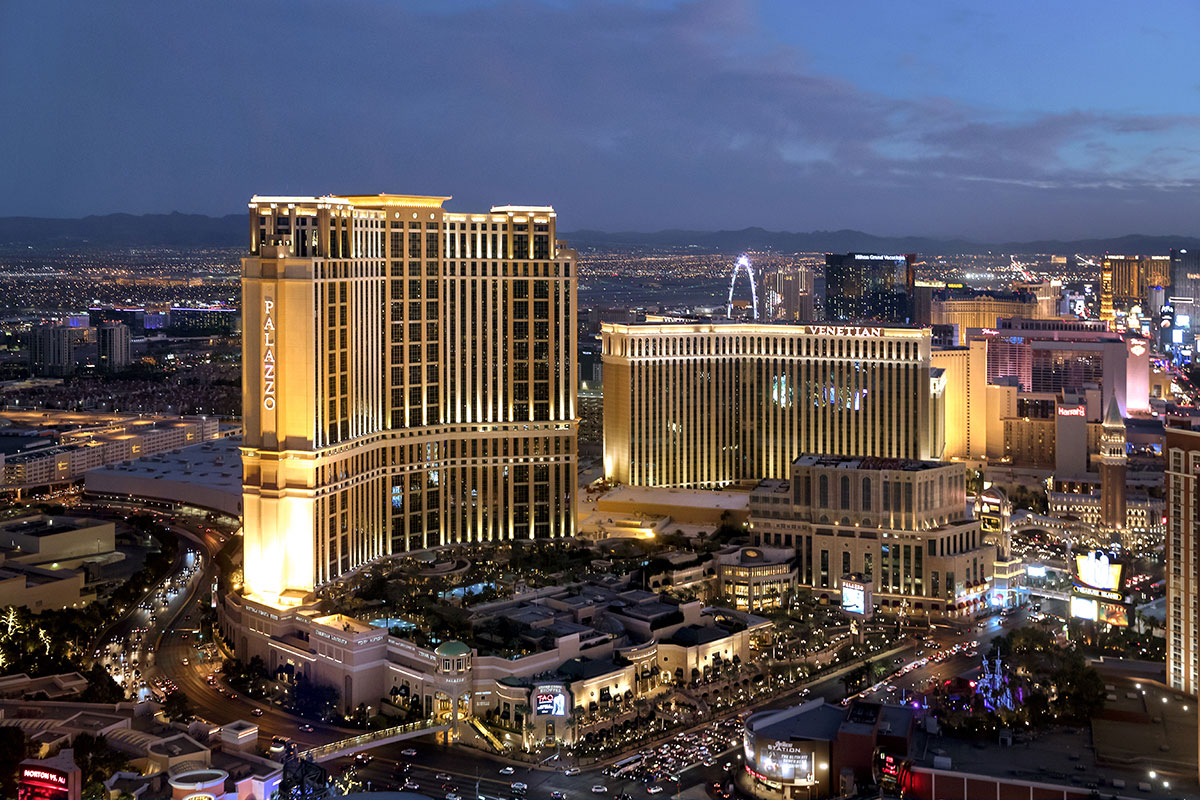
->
[841,476,851,509]
[818,475,829,507]
[862,477,872,511]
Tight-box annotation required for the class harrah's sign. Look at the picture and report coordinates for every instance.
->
[263,298,277,411]
[803,325,884,338]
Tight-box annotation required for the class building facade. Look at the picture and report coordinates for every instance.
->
[29,325,74,378]
[601,322,943,488]
[823,253,915,323]
[220,582,768,746]
[749,456,993,619]
[240,194,577,603]
[1166,425,1200,695]
[930,290,1038,345]
[96,323,131,372]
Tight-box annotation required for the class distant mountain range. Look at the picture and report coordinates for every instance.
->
[0,212,244,248]
[1,212,1198,256]
[564,226,1200,256]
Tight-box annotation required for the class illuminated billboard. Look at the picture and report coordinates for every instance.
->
[1070,596,1098,621]
[535,691,566,716]
[1074,551,1123,601]
[1070,596,1129,626]
[18,765,75,800]
[744,730,815,785]
[1099,602,1129,627]
[841,578,872,619]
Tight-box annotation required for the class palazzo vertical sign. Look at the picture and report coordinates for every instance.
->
[263,298,277,412]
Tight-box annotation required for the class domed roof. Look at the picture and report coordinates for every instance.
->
[435,640,472,658]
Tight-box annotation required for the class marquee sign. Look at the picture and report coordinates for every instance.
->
[801,325,884,338]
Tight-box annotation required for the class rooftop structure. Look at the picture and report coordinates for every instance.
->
[0,409,220,490]
[85,435,243,516]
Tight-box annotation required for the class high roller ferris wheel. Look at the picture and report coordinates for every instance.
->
[726,254,759,319]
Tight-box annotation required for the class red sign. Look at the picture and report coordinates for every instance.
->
[18,766,71,800]
[1057,406,1085,417]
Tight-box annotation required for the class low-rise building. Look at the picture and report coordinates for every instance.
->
[0,410,221,490]
[85,436,243,516]
[0,514,116,570]
[716,546,797,612]
[0,555,91,610]
[219,580,770,749]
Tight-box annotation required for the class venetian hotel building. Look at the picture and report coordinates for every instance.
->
[602,322,944,487]
[240,194,576,604]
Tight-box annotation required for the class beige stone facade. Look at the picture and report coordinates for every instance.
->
[239,195,577,602]
[750,455,994,619]
[601,322,943,488]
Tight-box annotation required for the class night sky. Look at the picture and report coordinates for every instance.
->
[3,0,1199,239]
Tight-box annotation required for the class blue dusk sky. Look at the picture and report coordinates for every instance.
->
[2,0,1199,239]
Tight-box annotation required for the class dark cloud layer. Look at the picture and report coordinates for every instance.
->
[1,0,1198,239]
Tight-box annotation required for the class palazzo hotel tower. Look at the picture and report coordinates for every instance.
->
[241,194,577,604]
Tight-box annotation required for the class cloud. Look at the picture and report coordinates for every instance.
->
[1,0,1198,239]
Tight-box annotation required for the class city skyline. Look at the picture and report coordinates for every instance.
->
[4,1,1200,239]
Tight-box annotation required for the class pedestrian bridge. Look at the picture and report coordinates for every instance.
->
[299,718,449,762]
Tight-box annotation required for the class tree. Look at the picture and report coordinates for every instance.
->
[293,677,340,720]
[0,727,32,799]
[162,690,193,722]
[81,663,125,703]
[72,734,129,800]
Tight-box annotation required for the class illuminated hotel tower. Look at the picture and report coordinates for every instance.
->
[1098,394,1127,534]
[1167,424,1200,695]
[602,322,944,487]
[241,194,576,604]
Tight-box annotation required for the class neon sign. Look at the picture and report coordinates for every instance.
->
[263,298,276,411]
[21,770,66,787]
[1056,406,1085,417]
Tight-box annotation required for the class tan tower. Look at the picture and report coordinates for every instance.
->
[1098,393,1126,536]
[240,194,578,606]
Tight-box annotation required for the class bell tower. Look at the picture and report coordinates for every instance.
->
[1099,393,1127,536]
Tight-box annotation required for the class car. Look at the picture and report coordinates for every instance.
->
[591,786,607,794]
[403,781,419,791]
[647,787,664,795]
[251,708,264,717]
[551,792,566,800]
[564,768,581,777]
[436,773,453,781]
[446,794,462,800]
[354,752,372,764]
[511,783,528,792]
[298,723,314,733]
[401,748,418,756]
[499,767,515,775]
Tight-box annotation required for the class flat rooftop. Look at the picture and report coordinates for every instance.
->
[86,436,242,490]
[792,454,951,472]
[599,485,750,511]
